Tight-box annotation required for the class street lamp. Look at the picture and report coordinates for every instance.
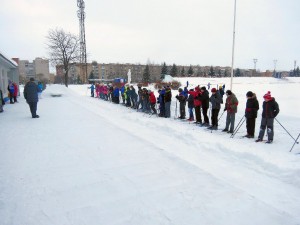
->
[230,0,237,91]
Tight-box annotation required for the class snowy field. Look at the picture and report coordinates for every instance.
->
[1,77,300,225]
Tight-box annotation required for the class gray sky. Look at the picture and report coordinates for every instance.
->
[1,0,299,71]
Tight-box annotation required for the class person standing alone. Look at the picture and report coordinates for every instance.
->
[24,78,39,118]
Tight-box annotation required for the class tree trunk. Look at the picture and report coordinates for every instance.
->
[64,72,68,87]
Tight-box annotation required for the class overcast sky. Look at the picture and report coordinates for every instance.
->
[1,0,299,72]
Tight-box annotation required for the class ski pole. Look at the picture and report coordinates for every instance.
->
[230,116,245,138]
[275,118,299,143]
[231,118,245,138]
[174,100,178,119]
[290,133,300,152]
[217,110,225,123]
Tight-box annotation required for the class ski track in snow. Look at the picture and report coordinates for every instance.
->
[1,79,300,225]
[66,85,300,222]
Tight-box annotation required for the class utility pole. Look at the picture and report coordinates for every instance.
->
[77,0,87,83]
[273,59,277,71]
[273,59,278,78]
[253,58,257,77]
[230,0,237,91]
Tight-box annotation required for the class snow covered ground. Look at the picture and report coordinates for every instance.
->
[1,77,300,225]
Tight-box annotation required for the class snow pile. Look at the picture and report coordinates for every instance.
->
[162,74,175,82]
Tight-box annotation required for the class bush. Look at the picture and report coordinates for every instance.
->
[154,80,181,90]
[137,82,149,87]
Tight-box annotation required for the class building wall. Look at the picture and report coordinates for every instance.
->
[0,53,19,99]
[34,58,50,80]
[17,58,50,81]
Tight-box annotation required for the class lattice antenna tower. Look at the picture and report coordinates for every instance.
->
[77,0,87,82]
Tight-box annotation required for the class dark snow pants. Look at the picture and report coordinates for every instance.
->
[258,118,274,141]
[28,101,37,118]
[246,118,256,136]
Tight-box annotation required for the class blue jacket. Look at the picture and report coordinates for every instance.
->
[8,83,14,93]
[120,86,125,94]
[38,84,43,93]
[90,84,95,91]
[113,88,120,97]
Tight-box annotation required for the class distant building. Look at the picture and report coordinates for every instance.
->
[16,57,50,82]
[55,61,290,83]
[0,52,19,99]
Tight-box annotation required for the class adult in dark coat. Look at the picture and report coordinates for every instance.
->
[24,78,39,118]
[208,88,222,129]
[200,86,210,126]
[244,91,259,138]
[256,91,279,143]
[0,89,5,112]
[164,86,172,118]
[187,89,194,121]
[157,89,165,117]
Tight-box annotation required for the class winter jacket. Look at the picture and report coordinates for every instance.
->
[209,92,222,109]
[113,88,120,97]
[7,83,14,94]
[38,83,43,93]
[245,96,259,119]
[199,90,209,108]
[175,92,186,104]
[24,81,39,103]
[89,84,95,91]
[225,93,238,113]
[149,92,156,104]
[261,98,279,119]
[131,87,138,100]
[187,94,194,108]
[13,83,18,97]
[188,90,202,107]
[164,88,172,102]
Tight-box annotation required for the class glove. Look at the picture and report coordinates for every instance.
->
[246,108,251,112]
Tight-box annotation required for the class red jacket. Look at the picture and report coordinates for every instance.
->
[188,89,202,107]
[13,83,18,97]
[149,92,156,104]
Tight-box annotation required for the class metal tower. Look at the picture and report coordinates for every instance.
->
[77,0,87,83]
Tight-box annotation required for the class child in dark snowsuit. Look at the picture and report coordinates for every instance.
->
[175,88,187,119]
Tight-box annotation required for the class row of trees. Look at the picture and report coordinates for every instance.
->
[46,28,300,86]
[291,67,300,77]
[142,63,237,83]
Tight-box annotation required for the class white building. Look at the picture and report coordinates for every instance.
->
[0,52,19,100]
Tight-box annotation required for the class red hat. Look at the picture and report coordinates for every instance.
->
[263,91,272,100]
[211,88,217,92]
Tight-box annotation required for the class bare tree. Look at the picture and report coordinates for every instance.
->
[46,28,80,87]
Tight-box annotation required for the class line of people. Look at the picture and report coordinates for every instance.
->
[89,82,280,143]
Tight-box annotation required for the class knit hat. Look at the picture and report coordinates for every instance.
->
[211,88,217,92]
[263,91,272,100]
[226,90,232,95]
[246,91,253,97]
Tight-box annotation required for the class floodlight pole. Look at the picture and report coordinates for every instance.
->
[253,58,257,77]
[230,0,237,91]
